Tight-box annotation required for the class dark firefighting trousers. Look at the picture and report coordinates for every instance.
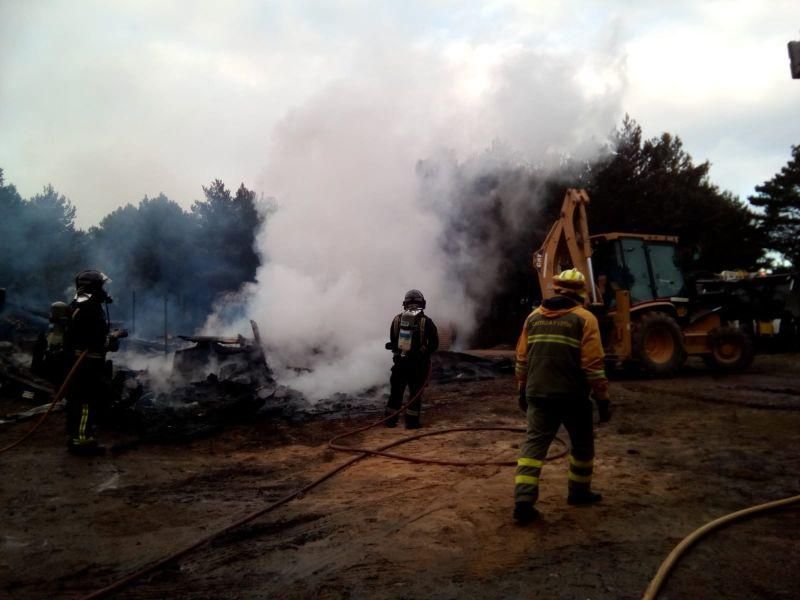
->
[515,395,595,504]
[386,356,430,427]
[65,357,105,449]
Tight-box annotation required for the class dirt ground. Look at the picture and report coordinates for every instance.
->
[2,352,800,600]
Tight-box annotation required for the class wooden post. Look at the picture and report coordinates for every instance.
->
[164,294,168,356]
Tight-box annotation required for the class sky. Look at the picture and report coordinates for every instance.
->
[1,1,799,228]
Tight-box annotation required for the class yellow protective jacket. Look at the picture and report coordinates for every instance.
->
[515,295,609,401]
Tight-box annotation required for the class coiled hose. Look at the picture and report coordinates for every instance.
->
[80,366,566,599]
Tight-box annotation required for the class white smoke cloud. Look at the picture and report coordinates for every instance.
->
[207,43,625,399]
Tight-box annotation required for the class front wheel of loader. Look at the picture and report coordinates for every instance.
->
[633,311,686,376]
[703,326,754,372]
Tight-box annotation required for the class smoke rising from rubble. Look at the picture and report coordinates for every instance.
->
[207,45,624,399]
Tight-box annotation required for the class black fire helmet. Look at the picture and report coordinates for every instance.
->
[403,289,426,309]
[75,269,110,294]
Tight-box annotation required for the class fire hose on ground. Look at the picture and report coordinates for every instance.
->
[79,365,800,600]
[4,356,797,599]
[0,350,88,454]
[78,366,567,599]
[641,493,800,600]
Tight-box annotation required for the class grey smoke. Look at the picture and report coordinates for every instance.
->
[207,46,625,399]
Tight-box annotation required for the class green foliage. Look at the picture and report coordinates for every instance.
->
[191,180,263,294]
[0,114,773,342]
[587,116,765,272]
[749,145,800,268]
[0,174,85,301]
[0,168,264,337]
[0,170,26,290]
[86,182,263,336]
[92,194,196,290]
[427,116,767,346]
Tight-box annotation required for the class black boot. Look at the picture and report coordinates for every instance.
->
[384,409,399,428]
[67,442,106,457]
[513,502,539,524]
[567,491,602,506]
[404,415,421,429]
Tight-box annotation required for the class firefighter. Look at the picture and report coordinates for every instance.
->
[385,289,439,429]
[65,270,120,456]
[513,268,612,524]
[43,301,71,384]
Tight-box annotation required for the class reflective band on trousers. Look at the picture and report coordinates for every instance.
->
[586,369,606,379]
[527,334,580,348]
[569,455,593,468]
[75,350,104,359]
[515,475,540,486]
[568,472,592,483]
[78,404,89,442]
[517,457,543,468]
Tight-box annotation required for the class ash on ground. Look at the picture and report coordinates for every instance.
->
[0,303,512,444]
[109,335,512,444]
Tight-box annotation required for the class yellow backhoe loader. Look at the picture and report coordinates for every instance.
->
[534,189,753,375]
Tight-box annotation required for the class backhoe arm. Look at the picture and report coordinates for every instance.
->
[533,188,597,303]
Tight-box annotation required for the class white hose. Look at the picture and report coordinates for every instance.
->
[642,494,800,599]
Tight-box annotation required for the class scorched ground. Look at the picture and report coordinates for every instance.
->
[1,352,800,599]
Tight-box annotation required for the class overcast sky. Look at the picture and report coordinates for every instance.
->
[1,0,798,228]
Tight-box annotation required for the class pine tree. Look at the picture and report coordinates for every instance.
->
[749,145,800,268]
[588,116,764,272]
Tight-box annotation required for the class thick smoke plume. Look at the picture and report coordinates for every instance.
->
[207,46,624,399]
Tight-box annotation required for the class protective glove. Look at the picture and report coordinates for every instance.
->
[106,336,120,352]
[595,397,612,423]
[518,389,528,413]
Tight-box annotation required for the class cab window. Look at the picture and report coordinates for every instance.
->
[620,238,654,303]
[648,243,686,298]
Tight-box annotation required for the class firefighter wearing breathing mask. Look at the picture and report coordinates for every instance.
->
[65,269,121,456]
[384,289,439,429]
[512,268,612,524]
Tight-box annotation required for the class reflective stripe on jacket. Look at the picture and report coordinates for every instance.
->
[515,295,609,400]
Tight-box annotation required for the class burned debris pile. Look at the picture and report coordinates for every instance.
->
[110,338,513,443]
[1,304,513,444]
[110,331,276,442]
[432,350,513,382]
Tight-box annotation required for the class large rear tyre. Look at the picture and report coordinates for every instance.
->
[703,326,754,371]
[633,311,686,376]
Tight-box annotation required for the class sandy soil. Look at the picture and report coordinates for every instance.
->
[2,353,800,599]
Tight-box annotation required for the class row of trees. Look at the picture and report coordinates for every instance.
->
[0,180,84,302]
[1,116,797,342]
[435,117,797,344]
[0,171,266,336]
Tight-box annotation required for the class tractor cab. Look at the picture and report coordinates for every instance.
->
[534,189,753,375]
[590,233,688,309]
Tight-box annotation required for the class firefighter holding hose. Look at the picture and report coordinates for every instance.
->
[65,270,124,456]
[385,289,439,429]
[513,268,612,524]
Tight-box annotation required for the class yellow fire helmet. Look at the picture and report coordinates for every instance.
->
[553,268,587,299]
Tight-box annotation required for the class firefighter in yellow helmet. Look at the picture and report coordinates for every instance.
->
[512,268,612,524]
